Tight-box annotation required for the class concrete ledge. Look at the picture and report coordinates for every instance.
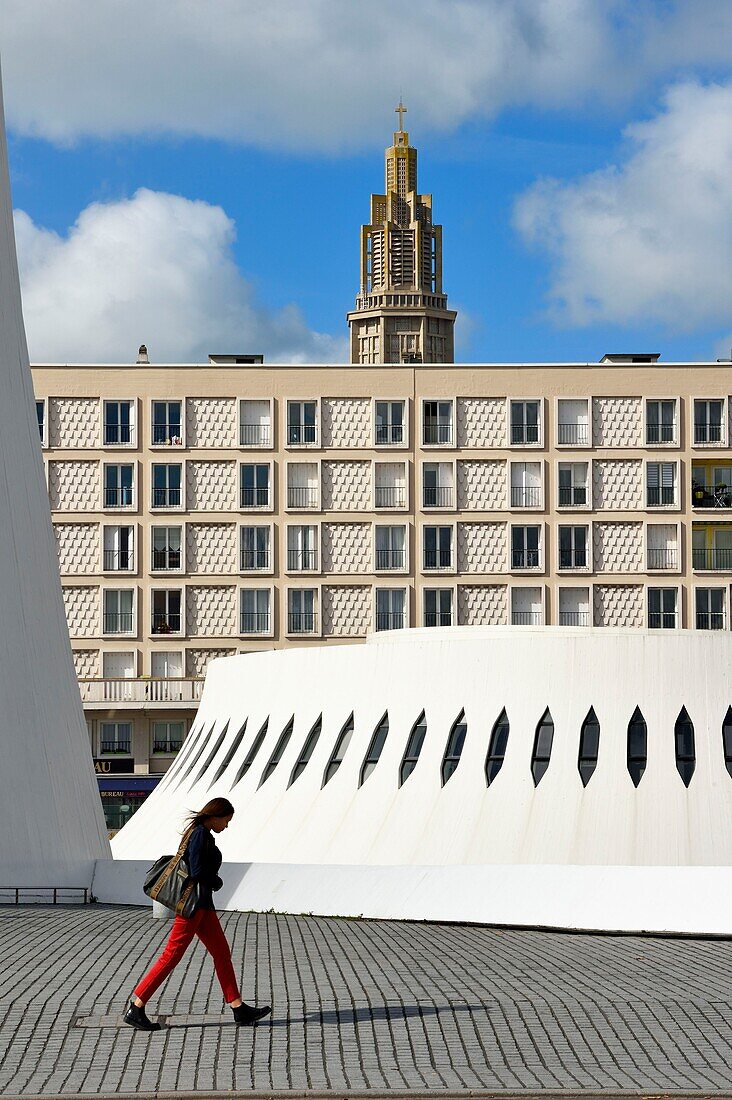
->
[91,858,732,935]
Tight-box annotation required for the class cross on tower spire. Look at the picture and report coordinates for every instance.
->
[395,98,407,132]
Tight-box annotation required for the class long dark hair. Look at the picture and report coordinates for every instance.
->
[183,797,235,834]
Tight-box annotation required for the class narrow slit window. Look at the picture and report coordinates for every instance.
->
[441,709,467,785]
[289,716,322,786]
[259,717,294,787]
[191,721,230,785]
[531,708,554,786]
[360,713,389,786]
[674,706,696,787]
[400,711,427,786]
[723,707,732,779]
[323,714,354,786]
[210,720,247,787]
[627,706,647,787]
[578,707,600,787]
[231,719,269,788]
[485,709,509,786]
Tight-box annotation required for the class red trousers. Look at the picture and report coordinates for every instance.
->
[134,908,240,1004]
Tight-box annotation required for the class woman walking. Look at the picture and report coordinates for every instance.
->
[123,797,271,1031]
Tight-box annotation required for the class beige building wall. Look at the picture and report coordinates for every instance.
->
[31,358,732,779]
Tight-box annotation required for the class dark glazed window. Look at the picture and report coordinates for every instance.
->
[400,711,427,785]
[360,713,389,786]
[441,710,467,785]
[323,714,354,785]
[191,721,230,785]
[724,707,732,779]
[674,707,695,787]
[578,707,600,787]
[259,718,294,787]
[210,720,247,787]
[627,707,647,787]
[485,709,509,785]
[531,708,554,786]
[231,719,268,787]
[289,716,322,786]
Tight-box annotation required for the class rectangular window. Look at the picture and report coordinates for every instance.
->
[646,462,676,506]
[287,401,317,445]
[287,525,318,571]
[374,462,406,508]
[558,587,590,627]
[694,399,724,444]
[511,525,541,569]
[151,526,182,571]
[104,401,134,446]
[240,463,271,508]
[240,400,271,447]
[558,462,588,507]
[99,721,132,755]
[288,589,317,633]
[510,400,540,445]
[512,587,542,625]
[648,587,678,629]
[152,401,182,446]
[422,463,453,508]
[375,525,406,570]
[558,526,588,569]
[510,462,542,508]
[36,400,45,444]
[103,525,134,571]
[646,400,676,445]
[152,720,185,754]
[240,526,270,571]
[422,400,453,445]
[151,589,182,635]
[557,399,589,446]
[424,588,453,627]
[423,526,453,570]
[375,401,405,445]
[152,463,182,508]
[375,588,406,631]
[287,463,318,509]
[103,589,134,634]
[696,588,725,630]
[240,588,271,634]
[104,464,134,508]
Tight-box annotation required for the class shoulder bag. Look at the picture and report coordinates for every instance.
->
[143,825,201,918]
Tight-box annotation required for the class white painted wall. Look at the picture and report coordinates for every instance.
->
[0,64,110,887]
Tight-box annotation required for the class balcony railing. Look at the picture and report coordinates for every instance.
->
[375,485,406,508]
[423,423,453,445]
[512,611,542,625]
[646,487,676,507]
[422,485,453,508]
[287,486,318,509]
[511,549,540,569]
[104,487,133,508]
[103,549,133,571]
[559,611,590,626]
[558,549,587,569]
[557,423,589,445]
[153,740,184,753]
[104,426,132,446]
[424,611,452,627]
[240,487,271,508]
[697,612,725,630]
[240,613,271,634]
[423,549,453,570]
[558,485,588,507]
[99,740,131,754]
[152,549,182,570]
[511,425,539,445]
[375,549,406,570]
[647,548,678,570]
[646,423,676,444]
[103,612,134,634]
[152,424,182,446]
[376,424,404,445]
[287,424,317,445]
[240,550,270,570]
[79,678,204,703]
[287,549,317,571]
[692,482,732,509]
[152,488,181,508]
[240,423,271,446]
[649,612,678,629]
[376,611,406,631]
[288,612,317,633]
[694,424,723,445]
[692,548,732,571]
[152,614,181,635]
[511,485,542,508]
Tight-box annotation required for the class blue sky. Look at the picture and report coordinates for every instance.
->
[4,0,732,363]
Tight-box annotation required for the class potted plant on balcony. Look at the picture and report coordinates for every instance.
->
[715,482,730,507]
[692,479,705,504]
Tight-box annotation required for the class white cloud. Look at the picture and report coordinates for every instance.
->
[3,1,732,151]
[513,79,732,330]
[15,188,345,363]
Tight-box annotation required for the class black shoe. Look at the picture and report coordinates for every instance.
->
[231,1002,271,1026]
[123,999,162,1031]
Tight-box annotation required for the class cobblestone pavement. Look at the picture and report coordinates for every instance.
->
[1,905,732,1096]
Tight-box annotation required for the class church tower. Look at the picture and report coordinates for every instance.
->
[347,102,457,364]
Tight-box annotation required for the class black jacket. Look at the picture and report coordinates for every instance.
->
[185,825,223,911]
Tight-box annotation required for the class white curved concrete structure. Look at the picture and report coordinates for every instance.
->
[110,627,732,932]
[0,66,110,887]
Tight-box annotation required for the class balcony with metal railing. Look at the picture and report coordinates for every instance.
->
[375,485,406,508]
[646,423,677,445]
[558,549,587,570]
[375,549,406,570]
[240,423,271,446]
[692,481,732,509]
[79,678,203,708]
[510,485,542,508]
[423,549,453,571]
[696,612,725,630]
[104,487,133,508]
[240,612,271,634]
[557,423,589,445]
[376,424,404,445]
[152,487,181,508]
[423,422,453,445]
[240,486,271,508]
[647,547,678,570]
[103,549,134,571]
[152,424,182,446]
[424,611,452,627]
[646,486,676,507]
[287,549,318,571]
[558,611,590,626]
[375,611,406,631]
[694,422,724,445]
[103,612,134,634]
[511,549,540,569]
[288,612,317,634]
[240,550,270,571]
[422,485,453,508]
[510,425,539,445]
[511,611,542,625]
[152,613,181,635]
[648,612,678,629]
[692,548,732,571]
[99,740,131,754]
[287,486,318,509]
[152,739,184,753]
[558,485,588,507]
[287,424,317,445]
[152,549,182,571]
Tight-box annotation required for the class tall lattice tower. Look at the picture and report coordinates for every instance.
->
[347,102,457,364]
